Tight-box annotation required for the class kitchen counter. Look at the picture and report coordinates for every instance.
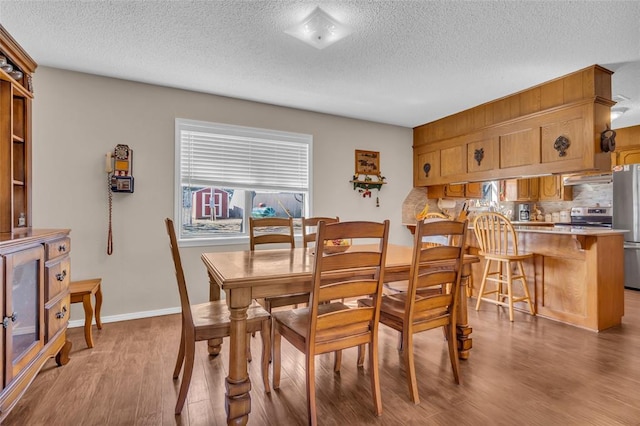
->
[466,226,624,331]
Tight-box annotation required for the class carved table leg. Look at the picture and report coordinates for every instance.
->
[207,271,224,356]
[456,270,473,360]
[226,288,252,426]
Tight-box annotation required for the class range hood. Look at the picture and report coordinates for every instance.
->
[563,173,612,186]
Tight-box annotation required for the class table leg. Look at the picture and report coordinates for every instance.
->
[207,271,223,356]
[456,271,473,360]
[225,288,252,426]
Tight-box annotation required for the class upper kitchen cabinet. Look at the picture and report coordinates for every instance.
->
[504,178,539,202]
[1,25,36,233]
[538,175,572,201]
[413,65,614,187]
[611,125,640,166]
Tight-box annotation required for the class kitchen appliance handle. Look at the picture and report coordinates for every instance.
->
[623,242,640,249]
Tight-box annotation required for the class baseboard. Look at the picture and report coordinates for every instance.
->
[68,306,181,328]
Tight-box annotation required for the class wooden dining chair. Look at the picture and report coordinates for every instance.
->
[250,217,310,311]
[301,216,339,248]
[272,220,390,425]
[473,212,535,321]
[358,219,467,404]
[165,218,271,414]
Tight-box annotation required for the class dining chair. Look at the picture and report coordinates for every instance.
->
[272,220,390,425]
[301,216,339,248]
[249,217,311,311]
[165,218,271,414]
[472,212,535,321]
[358,218,467,404]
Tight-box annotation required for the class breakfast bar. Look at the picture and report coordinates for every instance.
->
[466,225,626,331]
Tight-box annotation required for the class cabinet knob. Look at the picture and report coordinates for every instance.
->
[2,312,17,329]
[56,270,67,281]
[58,244,67,253]
[56,306,67,319]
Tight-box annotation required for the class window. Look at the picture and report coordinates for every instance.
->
[175,119,312,246]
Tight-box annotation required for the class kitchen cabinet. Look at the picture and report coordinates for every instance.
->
[612,145,640,166]
[427,182,484,199]
[413,65,614,187]
[413,145,440,187]
[538,175,572,201]
[504,178,539,202]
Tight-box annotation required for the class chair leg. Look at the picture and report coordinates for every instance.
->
[475,259,491,311]
[506,262,515,322]
[306,353,318,426]
[403,330,419,404]
[445,323,461,384]
[333,350,342,373]
[369,334,383,415]
[397,331,404,352]
[260,319,271,393]
[81,294,94,348]
[518,261,536,316]
[175,338,195,414]
[272,324,282,389]
[94,285,103,329]
[357,344,366,367]
[246,333,252,362]
[173,322,186,379]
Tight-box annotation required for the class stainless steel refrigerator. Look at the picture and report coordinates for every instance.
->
[613,164,640,290]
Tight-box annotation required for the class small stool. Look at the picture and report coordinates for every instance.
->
[69,278,103,348]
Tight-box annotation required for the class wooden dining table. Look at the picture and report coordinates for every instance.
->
[202,243,478,426]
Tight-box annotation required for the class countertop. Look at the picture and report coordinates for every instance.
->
[510,225,626,236]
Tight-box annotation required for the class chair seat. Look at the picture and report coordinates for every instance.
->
[192,300,270,340]
[359,294,448,324]
[273,302,352,341]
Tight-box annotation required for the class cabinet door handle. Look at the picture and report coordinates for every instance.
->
[2,312,17,328]
[56,306,68,319]
[58,244,67,253]
[56,270,67,281]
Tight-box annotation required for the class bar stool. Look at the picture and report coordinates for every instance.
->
[69,278,103,348]
[473,213,535,321]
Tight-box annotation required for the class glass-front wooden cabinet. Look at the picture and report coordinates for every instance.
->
[3,245,45,384]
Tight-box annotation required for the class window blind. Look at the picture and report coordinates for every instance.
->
[178,119,310,192]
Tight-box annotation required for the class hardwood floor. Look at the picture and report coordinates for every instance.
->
[5,290,640,425]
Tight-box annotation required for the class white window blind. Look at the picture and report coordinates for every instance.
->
[178,119,310,192]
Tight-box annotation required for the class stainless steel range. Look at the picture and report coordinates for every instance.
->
[567,206,613,228]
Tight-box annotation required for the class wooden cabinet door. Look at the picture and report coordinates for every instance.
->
[467,137,498,173]
[538,175,573,201]
[540,111,586,164]
[505,178,539,201]
[2,245,45,383]
[414,146,440,186]
[499,128,541,169]
[445,184,465,198]
[465,182,483,199]
[440,145,466,177]
[614,147,640,166]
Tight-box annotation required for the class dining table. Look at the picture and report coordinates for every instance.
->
[202,243,478,426]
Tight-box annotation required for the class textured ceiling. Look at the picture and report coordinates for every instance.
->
[1,1,640,129]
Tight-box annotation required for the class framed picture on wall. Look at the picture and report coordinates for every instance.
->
[355,150,380,175]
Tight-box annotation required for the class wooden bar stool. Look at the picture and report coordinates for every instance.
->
[69,278,103,348]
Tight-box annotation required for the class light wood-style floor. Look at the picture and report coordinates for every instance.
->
[5,290,640,426]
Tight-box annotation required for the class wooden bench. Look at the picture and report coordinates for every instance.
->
[69,278,103,348]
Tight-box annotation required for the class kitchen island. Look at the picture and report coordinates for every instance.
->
[466,225,626,331]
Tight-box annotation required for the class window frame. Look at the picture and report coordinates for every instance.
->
[174,118,313,247]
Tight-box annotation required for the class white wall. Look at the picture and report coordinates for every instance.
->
[31,67,414,322]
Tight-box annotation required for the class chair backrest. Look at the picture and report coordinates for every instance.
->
[165,218,194,329]
[402,219,467,326]
[301,216,340,248]
[473,212,520,256]
[307,220,390,355]
[249,217,295,251]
